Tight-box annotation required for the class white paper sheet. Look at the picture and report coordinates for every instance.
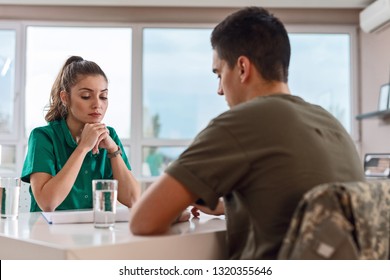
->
[41,207,130,224]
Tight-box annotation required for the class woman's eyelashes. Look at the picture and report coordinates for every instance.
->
[80,95,108,100]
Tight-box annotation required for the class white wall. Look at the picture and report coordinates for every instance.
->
[359,27,390,155]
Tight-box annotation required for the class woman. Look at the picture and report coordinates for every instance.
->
[21,56,140,212]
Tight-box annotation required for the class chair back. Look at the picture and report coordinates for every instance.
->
[278,180,390,259]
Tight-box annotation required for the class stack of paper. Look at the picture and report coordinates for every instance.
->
[41,207,130,224]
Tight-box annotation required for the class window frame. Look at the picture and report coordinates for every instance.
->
[0,21,24,176]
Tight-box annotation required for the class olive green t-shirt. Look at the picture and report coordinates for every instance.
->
[166,94,364,260]
[21,119,131,212]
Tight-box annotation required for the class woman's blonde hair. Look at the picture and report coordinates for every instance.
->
[44,56,108,122]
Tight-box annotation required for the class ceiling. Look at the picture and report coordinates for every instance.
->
[0,0,377,8]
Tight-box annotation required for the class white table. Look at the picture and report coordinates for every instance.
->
[0,211,227,260]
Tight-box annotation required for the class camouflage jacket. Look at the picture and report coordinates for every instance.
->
[278,181,390,259]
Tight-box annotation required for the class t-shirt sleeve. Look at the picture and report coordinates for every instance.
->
[21,128,57,183]
[165,123,250,210]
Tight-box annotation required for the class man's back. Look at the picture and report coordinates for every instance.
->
[167,94,364,259]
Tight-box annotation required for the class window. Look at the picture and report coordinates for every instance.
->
[0,144,16,175]
[143,28,226,139]
[289,33,352,132]
[0,21,357,180]
[142,146,185,177]
[0,29,16,135]
[141,28,227,176]
[0,25,18,175]
[25,26,132,138]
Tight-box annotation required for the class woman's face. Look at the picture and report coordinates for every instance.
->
[64,74,108,125]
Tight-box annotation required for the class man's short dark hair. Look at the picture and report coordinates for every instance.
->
[211,7,290,83]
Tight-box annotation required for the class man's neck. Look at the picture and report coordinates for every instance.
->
[248,80,291,100]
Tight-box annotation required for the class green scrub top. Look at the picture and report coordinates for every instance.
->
[21,119,131,212]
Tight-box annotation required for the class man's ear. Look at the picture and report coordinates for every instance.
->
[237,56,251,82]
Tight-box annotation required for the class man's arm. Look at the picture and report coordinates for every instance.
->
[130,173,197,235]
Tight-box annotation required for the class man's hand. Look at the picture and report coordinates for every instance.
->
[191,199,225,217]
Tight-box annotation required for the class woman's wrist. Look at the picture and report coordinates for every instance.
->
[74,144,90,155]
[107,145,122,158]
[107,146,117,154]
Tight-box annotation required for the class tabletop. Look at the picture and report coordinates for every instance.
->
[0,210,227,260]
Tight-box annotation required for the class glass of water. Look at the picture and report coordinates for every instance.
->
[92,179,118,229]
[0,177,21,220]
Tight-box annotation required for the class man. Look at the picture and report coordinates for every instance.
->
[130,7,364,259]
